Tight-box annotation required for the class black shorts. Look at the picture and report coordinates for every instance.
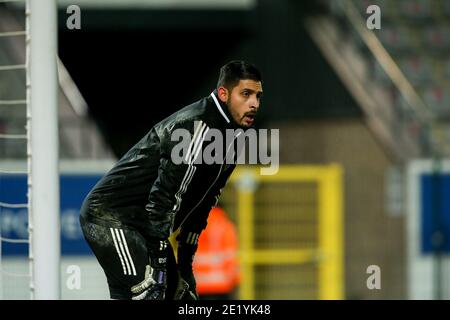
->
[80,216,178,300]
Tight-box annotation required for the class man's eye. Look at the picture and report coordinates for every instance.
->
[243,91,249,96]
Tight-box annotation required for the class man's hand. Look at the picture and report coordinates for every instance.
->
[176,231,200,300]
[174,271,198,300]
[131,264,167,300]
[131,239,169,300]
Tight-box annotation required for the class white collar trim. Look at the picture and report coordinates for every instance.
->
[210,92,230,124]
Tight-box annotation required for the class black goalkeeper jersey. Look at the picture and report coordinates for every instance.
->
[80,90,244,241]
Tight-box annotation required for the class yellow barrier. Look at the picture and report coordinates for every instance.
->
[229,165,344,300]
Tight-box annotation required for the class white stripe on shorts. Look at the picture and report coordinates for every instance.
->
[119,229,137,276]
[114,228,131,275]
[110,228,127,275]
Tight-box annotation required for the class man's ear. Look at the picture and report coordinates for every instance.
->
[217,86,228,103]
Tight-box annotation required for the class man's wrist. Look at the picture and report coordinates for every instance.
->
[177,240,198,262]
[147,239,169,268]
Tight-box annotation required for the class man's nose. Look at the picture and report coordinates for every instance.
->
[250,97,260,111]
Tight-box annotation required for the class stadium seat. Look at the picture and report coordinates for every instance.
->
[444,58,450,79]
[398,56,433,85]
[423,85,450,115]
[398,0,433,22]
[376,25,416,54]
[421,26,450,53]
[443,0,450,19]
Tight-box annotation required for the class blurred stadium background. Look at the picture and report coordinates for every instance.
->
[1,0,450,299]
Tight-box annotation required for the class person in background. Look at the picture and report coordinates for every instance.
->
[192,205,240,300]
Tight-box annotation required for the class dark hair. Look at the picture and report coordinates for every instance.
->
[217,60,262,91]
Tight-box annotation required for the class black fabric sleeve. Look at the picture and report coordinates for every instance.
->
[176,164,235,272]
[144,120,207,240]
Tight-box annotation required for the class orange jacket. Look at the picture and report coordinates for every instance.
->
[193,207,240,295]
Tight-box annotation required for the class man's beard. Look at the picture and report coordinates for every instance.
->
[227,98,256,128]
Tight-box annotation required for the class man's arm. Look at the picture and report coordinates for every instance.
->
[175,172,234,299]
[145,120,208,240]
[132,120,209,300]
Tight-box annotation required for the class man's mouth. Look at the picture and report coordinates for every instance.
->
[243,113,256,125]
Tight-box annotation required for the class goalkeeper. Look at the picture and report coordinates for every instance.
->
[79,60,263,300]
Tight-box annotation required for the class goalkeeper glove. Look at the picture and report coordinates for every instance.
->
[174,271,198,300]
[131,239,168,300]
[176,232,199,300]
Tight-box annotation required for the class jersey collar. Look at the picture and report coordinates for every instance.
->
[210,91,231,124]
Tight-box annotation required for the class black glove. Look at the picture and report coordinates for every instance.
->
[174,271,199,300]
[131,239,168,300]
[176,232,200,300]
